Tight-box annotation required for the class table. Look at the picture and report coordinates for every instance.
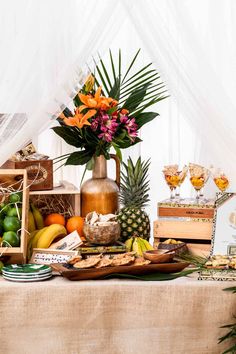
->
[0,276,235,354]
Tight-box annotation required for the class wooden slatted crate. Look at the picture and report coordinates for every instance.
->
[154,219,212,240]
[0,169,29,263]
[154,198,215,256]
[29,181,80,218]
[153,219,212,256]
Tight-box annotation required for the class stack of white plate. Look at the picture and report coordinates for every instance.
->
[2,264,52,282]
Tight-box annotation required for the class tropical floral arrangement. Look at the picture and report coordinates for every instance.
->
[53,50,167,168]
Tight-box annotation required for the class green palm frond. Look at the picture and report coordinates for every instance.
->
[223,287,236,294]
[219,287,236,353]
[93,49,168,116]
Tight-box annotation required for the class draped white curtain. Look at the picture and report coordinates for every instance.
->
[125,0,236,191]
[0,0,124,164]
[1,0,236,222]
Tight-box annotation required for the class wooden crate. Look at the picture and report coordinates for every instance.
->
[153,238,211,256]
[2,159,53,191]
[29,181,80,218]
[153,219,213,256]
[0,169,29,263]
[158,199,215,219]
[153,219,212,240]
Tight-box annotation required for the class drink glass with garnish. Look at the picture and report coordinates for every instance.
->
[163,165,181,201]
[212,169,229,194]
[189,163,210,202]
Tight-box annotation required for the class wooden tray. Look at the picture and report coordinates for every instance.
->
[52,262,189,281]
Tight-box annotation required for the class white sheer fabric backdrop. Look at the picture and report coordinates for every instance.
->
[1,0,236,223]
[125,0,236,194]
[0,0,124,165]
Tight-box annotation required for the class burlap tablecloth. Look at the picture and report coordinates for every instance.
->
[0,275,235,354]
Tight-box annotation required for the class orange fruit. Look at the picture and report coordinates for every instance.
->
[66,216,84,237]
[44,213,65,226]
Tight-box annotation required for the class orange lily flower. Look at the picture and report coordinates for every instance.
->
[63,109,96,129]
[79,87,102,112]
[120,108,129,115]
[79,87,118,112]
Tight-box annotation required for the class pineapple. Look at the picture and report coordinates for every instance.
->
[118,157,151,242]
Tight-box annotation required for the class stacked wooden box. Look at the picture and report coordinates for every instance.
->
[154,199,215,256]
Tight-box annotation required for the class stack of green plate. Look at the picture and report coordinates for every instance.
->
[2,264,52,282]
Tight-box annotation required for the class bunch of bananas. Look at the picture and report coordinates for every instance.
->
[125,235,154,257]
[28,203,44,232]
[27,224,67,260]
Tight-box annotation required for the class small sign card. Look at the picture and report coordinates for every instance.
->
[49,230,83,250]
[30,249,78,265]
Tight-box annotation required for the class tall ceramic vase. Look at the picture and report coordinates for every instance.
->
[81,154,120,217]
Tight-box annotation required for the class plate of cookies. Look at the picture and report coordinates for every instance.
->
[52,252,189,280]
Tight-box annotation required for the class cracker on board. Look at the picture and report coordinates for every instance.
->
[73,256,101,269]
[111,255,135,266]
[95,257,113,268]
[133,257,151,266]
[67,255,82,265]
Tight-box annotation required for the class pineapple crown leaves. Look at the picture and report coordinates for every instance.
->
[119,156,151,209]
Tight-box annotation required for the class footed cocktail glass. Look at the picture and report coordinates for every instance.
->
[189,163,210,202]
[163,165,181,200]
[212,169,229,194]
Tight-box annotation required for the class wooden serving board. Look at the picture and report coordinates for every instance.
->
[52,262,189,281]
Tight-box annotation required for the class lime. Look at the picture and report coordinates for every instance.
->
[2,231,20,247]
[0,203,11,217]
[0,219,3,234]
[3,216,21,232]
[7,207,22,218]
[9,192,22,203]
[0,261,4,273]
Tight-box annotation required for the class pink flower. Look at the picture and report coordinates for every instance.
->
[100,114,109,122]
[120,116,138,142]
[98,131,113,142]
[129,130,138,141]
[106,118,118,132]
[100,114,118,132]
[120,115,129,124]
[126,118,138,134]
[90,117,99,131]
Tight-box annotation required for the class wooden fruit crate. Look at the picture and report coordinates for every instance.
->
[29,181,80,218]
[0,169,29,263]
[153,219,212,256]
[154,219,213,240]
